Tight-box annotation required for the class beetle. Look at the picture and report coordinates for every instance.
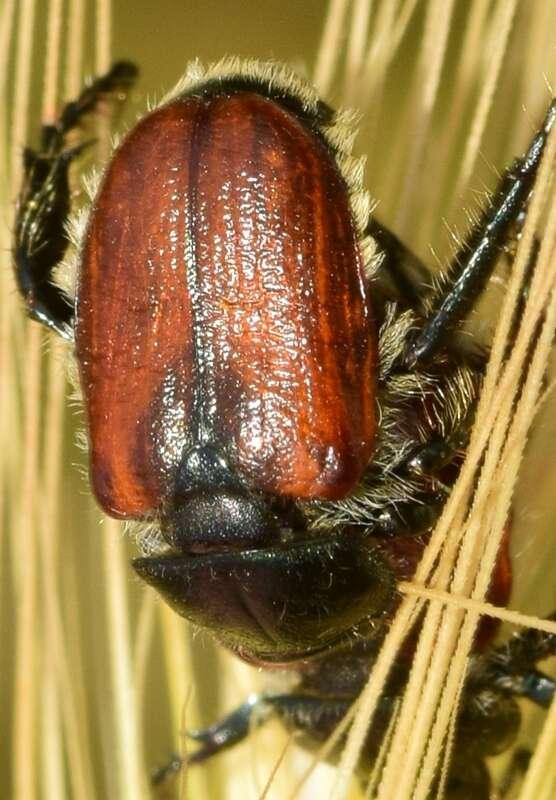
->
[13,58,556,797]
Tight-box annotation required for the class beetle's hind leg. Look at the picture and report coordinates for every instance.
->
[13,61,138,337]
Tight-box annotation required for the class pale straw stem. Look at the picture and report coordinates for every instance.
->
[450,0,517,210]
[314,0,350,96]
[394,0,455,234]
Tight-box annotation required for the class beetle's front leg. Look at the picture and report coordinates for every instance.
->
[15,142,84,337]
[13,60,137,337]
[404,98,556,369]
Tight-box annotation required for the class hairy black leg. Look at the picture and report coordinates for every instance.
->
[191,694,354,760]
[367,217,431,309]
[471,612,556,707]
[13,61,138,337]
[404,98,556,369]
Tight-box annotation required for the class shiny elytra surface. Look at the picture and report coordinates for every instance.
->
[76,89,376,518]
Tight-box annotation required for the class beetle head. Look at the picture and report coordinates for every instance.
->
[133,444,395,664]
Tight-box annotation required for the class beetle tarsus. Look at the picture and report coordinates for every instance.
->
[151,695,268,787]
[188,694,269,764]
[151,753,183,787]
[43,60,138,153]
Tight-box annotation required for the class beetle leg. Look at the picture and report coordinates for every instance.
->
[15,142,86,337]
[403,98,556,369]
[370,204,540,315]
[151,693,358,792]
[367,217,431,310]
[187,693,271,764]
[151,693,275,786]
[40,61,138,153]
[166,693,350,770]
[471,611,556,707]
[13,61,138,338]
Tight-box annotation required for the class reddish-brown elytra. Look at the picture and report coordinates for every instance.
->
[76,88,376,520]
